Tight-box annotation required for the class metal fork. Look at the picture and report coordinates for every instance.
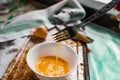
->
[53,0,120,42]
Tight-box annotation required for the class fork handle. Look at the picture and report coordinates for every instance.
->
[76,0,119,29]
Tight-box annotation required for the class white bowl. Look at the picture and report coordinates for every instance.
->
[26,42,79,80]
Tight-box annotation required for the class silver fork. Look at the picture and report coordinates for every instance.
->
[53,0,120,42]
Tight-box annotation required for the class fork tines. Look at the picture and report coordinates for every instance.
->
[52,29,71,42]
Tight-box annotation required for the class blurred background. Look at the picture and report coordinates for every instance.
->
[0,0,120,33]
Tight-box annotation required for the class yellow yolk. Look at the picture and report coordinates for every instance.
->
[35,56,69,76]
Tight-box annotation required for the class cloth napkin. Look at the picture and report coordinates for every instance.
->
[0,0,86,78]
[0,0,86,42]
[86,24,120,80]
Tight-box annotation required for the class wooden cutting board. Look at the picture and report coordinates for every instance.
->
[2,29,84,80]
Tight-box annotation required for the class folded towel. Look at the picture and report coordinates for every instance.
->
[0,0,86,42]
